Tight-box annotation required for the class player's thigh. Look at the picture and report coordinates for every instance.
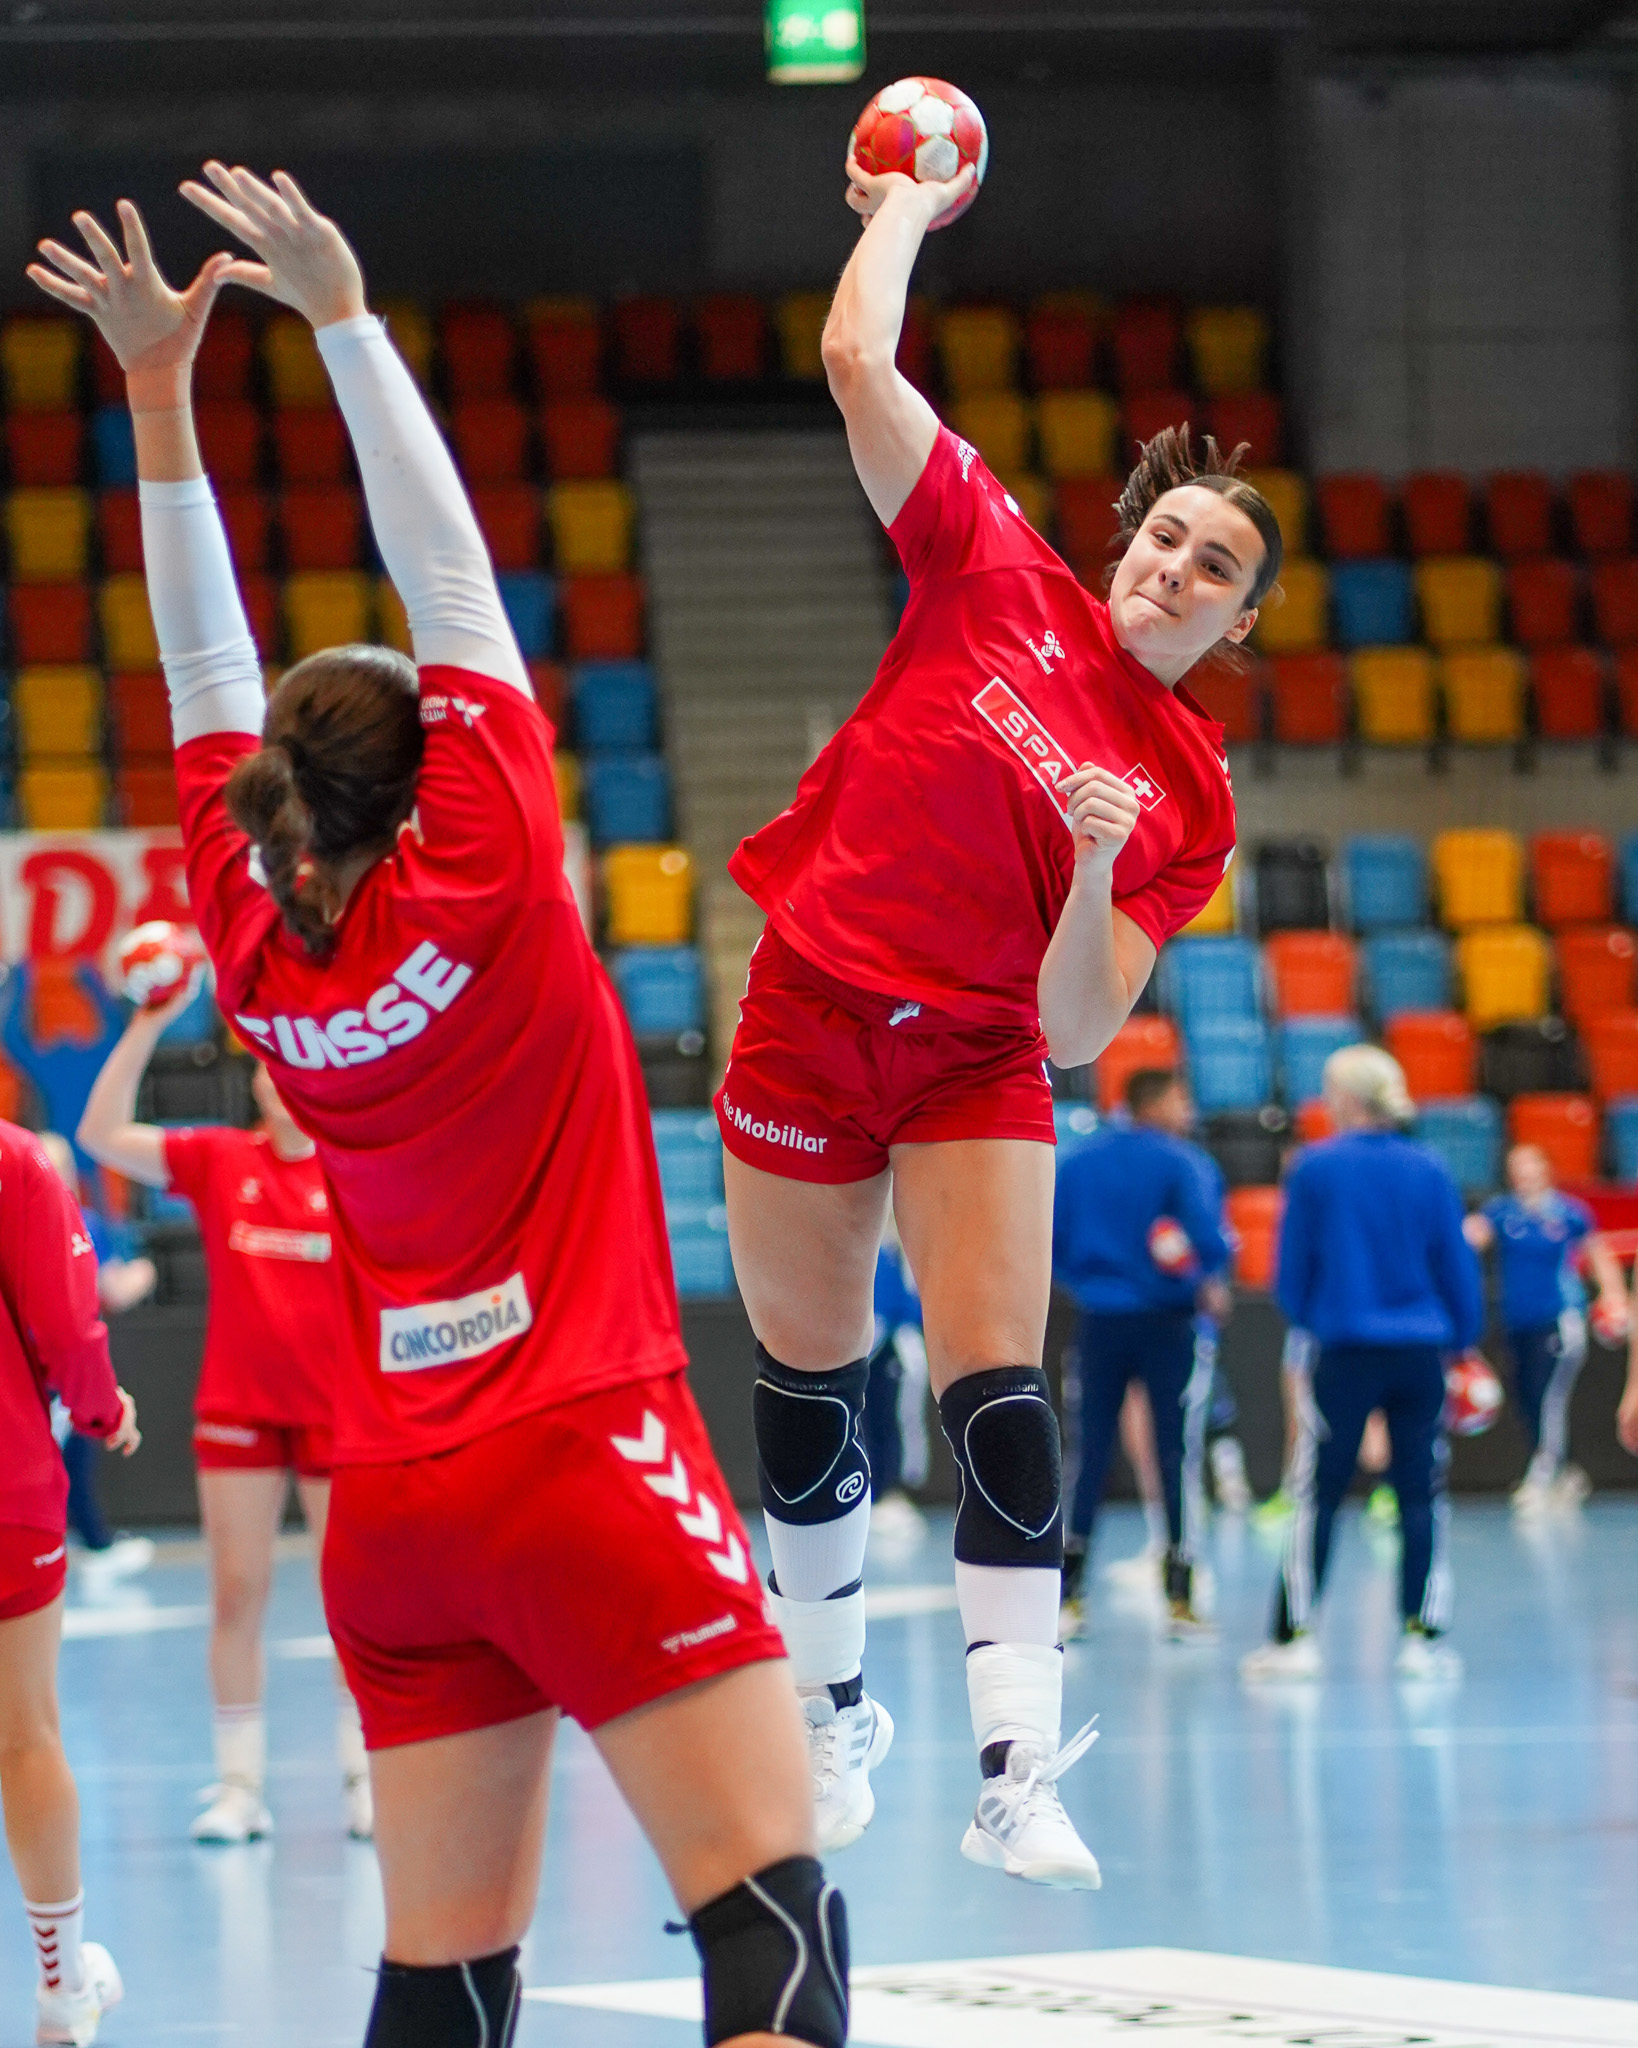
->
[0,1601,63,1749]
[889,1137,1054,1393]
[724,1151,890,1367]
[198,1467,288,1605]
[371,1710,557,1965]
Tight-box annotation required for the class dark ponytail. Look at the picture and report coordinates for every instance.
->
[1111,423,1284,607]
[226,644,423,959]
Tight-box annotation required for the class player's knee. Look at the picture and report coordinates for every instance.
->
[939,1366,1064,1569]
[690,1855,848,2048]
[362,1945,521,2047]
[753,1345,871,1527]
[211,1567,269,1630]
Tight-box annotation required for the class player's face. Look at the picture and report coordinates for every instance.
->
[1507,1144,1553,1199]
[1108,486,1264,674]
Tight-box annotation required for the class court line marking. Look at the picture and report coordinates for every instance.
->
[62,1604,209,1638]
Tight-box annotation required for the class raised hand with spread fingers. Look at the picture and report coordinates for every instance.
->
[179,161,367,331]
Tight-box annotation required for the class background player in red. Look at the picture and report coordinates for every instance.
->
[31,171,843,2048]
[0,1118,141,2045]
[78,977,372,1845]
[716,143,1282,1887]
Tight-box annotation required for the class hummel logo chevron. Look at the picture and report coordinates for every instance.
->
[646,1453,692,1502]
[677,1494,722,1545]
[610,1412,748,1583]
[611,1411,666,1463]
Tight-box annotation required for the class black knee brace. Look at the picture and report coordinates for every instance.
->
[690,1855,848,2048]
[363,1946,520,2047]
[754,1344,871,1527]
[939,1366,1064,1569]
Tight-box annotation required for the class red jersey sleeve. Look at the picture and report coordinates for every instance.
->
[0,1137,121,1438]
[1114,831,1237,953]
[161,1126,222,1203]
[888,426,1052,589]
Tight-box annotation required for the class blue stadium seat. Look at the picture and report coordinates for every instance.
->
[1053,1103,1099,1154]
[158,981,220,1047]
[1343,834,1427,931]
[1621,833,1638,925]
[496,570,557,658]
[1607,1097,1638,1183]
[1414,1096,1502,1195]
[91,406,137,488]
[583,753,670,844]
[1157,936,1260,1027]
[1184,1017,1271,1113]
[609,944,704,1036]
[1361,930,1452,1020]
[1331,560,1415,648]
[666,1197,735,1297]
[1276,1015,1359,1105]
[650,1109,725,1200]
[573,660,657,754]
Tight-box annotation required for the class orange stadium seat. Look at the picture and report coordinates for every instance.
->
[1416,558,1501,645]
[1244,469,1307,554]
[98,574,159,668]
[450,398,530,485]
[774,292,828,382]
[19,762,106,829]
[1205,392,1282,465]
[263,315,330,408]
[1109,300,1179,393]
[1036,391,1119,478]
[1506,559,1579,647]
[695,295,767,382]
[470,484,541,571]
[548,480,633,574]
[284,570,372,659]
[1584,1010,1638,1099]
[1267,652,1348,744]
[107,671,171,761]
[97,488,143,574]
[194,401,263,487]
[271,407,350,486]
[1532,647,1607,740]
[1440,648,1525,744]
[950,392,1033,476]
[1434,829,1524,927]
[1531,831,1613,927]
[6,488,90,581]
[1025,295,1099,389]
[280,487,363,571]
[1568,471,1632,558]
[7,411,82,487]
[1402,473,1470,556]
[1386,1011,1477,1101]
[1486,473,1555,559]
[561,573,644,661]
[938,306,1020,395]
[1,316,80,410]
[1589,558,1638,645]
[1093,1014,1181,1112]
[1509,1094,1599,1182]
[1555,926,1636,1026]
[603,844,693,945]
[1055,477,1122,573]
[14,665,100,757]
[527,301,602,399]
[1187,305,1269,395]
[9,583,92,664]
[541,397,620,479]
[115,764,179,828]
[1122,389,1192,457]
[193,307,255,402]
[1263,932,1356,1018]
[376,578,410,656]
[439,304,517,401]
[1315,474,1392,559]
[614,297,681,385]
[1293,1100,1335,1144]
[1226,1185,1281,1289]
[1352,648,1434,745]
[1187,657,1263,746]
[218,488,273,573]
[1456,924,1551,1029]
[1183,864,1237,936]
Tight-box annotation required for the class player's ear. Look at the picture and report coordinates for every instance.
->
[1223,607,1257,645]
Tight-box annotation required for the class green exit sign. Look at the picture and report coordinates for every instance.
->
[766,0,866,83]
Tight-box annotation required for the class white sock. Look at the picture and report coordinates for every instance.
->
[966,1642,1064,1757]
[213,1704,266,1791]
[955,1561,1062,1649]
[767,1585,867,1691]
[25,1889,84,1993]
[1143,1498,1168,1551]
[336,1692,367,1783]
[763,1496,870,1602]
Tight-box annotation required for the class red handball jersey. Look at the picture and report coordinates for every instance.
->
[730,427,1238,1027]
[175,667,686,1465]
[162,1125,343,1428]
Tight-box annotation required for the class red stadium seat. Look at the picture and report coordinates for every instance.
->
[1263,932,1356,1018]
[1584,1011,1638,1099]
[1025,299,1097,390]
[1385,1011,1477,1100]
[1509,1093,1599,1181]
[1402,472,1470,556]
[1556,926,1637,1026]
[1531,647,1607,740]
[1267,652,1348,744]
[1315,474,1392,559]
[527,309,602,399]
[115,764,179,828]
[1590,558,1638,645]
[1293,1099,1335,1144]
[1226,1185,1281,1289]
[450,398,530,484]
[1486,472,1555,559]
[1109,300,1180,394]
[1093,1014,1181,1114]
[1055,476,1122,576]
[96,488,142,574]
[1568,472,1632,559]
[1122,389,1192,457]
[695,295,768,383]
[614,297,681,385]
[1506,559,1579,647]
[217,488,272,573]
[194,402,262,487]
[7,412,82,486]
[1187,656,1263,745]
[9,582,92,663]
[1206,393,1283,465]
[192,307,255,401]
[541,397,620,480]
[561,572,644,660]
[279,488,362,571]
[107,670,171,761]
[469,484,541,571]
[896,298,934,391]
[271,407,349,486]
[90,332,124,408]
[239,573,279,657]
[440,304,517,401]
[527,659,568,727]
[1531,831,1613,927]
[1617,649,1638,736]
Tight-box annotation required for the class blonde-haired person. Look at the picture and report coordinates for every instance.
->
[1241,1046,1482,1684]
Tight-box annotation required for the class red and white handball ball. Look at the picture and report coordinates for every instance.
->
[1444,1349,1505,1438]
[1146,1215,1199,1278]
[117,921,205,1011]
[850,77,988,231]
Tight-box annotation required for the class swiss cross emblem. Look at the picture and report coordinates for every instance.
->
[1123,764,1167,811]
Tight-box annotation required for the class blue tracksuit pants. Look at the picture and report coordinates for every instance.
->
[1065,1308,1211,1557]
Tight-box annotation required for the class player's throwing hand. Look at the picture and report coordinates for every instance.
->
[1058,763,1142,868]
[179,162,367,330]
[844,148,976,226]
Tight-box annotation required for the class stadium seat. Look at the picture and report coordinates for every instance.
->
[1253,559,1327,653]
[1054,477,1122,571]
[938,306,1020,395]
[997,473,1052,537]
[1267,652,1348,743]
[263,315,331,408]
[107,671,170,760]
[603,843,693,944]
[1344,835,1427,931]
[775,292,829,382]
[283,571,372,659]
[1204,393,1283,465]
[1263,932,1355,1017]
[1433,829,1524,927]
[1414,1097,1502,1195]
[9,583,91,665]
[547,480,633,573]
[0,317,79,410]
[694,295,767,382]
[608,945,705,1036]
[1035,391,1119,478]
[211,488,273,578]
[1456,925,1551,1030]
[949,392,1032,476]
[1255,840,1331,934]
[14,666,100,757]
[1243,469,1307,555]
[471,484,542,571]
[115,764,179,828]
[1226,1185,1282,1287]
[1531,831,1612,927]
[450,398,529,484]
[194,401,263,486]
[1619,651,1638,738]
[1590,558,1638,646]
[6,488,90,581]
[1531,647,1607,740]
[1331,561,1415,648]
[1402,473,1470,556]
[1159,935,1260,1025]
[1509,1093,1599,1182]
[271,408,349,486]
[1186,305,1268,395]
[1092,1014,1182,1112]
[1555,926,1636,1025]
[1186,661,1261,747]
[279,488,363,570]
[1121,389,1192,456]
[1293,1100,1335,1144]
[1315,475,1392,559]
[1109,300,1179,393]
[1025,294,1100,389]
[96,488,142,574]
[193,307,255,401]
[1415,558,1501,648]
[526,300,602,399]
[614,297,681,385]
[1585,1012,1638,1100]
[528,660,567,728]
[1506,559,1579,647]
[1277,1015,1358,1105]
[1184,1017,1272,1113]
[19,762,106,829]
[1622,833,1638,922]
[239,573,279,658]
[1363,931,1453,1020]
[1485,472,1555,558]
[440,305,518,402]
[9,411,83,487]
[1385,1010,1476,1100]
[495,570,557,658]
[561,573,643,661]
[1440,647,1525,744]
[1568,471,1632,558]
[552,748,581,821]
[572,660,656,753]
[1351,648,1434,744]
[1607,1097,1638,1181]
[650,1107,726,1199]
[584,754,671,845]
[98,574,159,668]
[540,397,620,479]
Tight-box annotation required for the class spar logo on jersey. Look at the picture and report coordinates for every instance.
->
[421,693,486,730]
[234,941,473,1072]
[1123,764,1167,812]
[379,1271,533,1373]
[971,679,1075,828]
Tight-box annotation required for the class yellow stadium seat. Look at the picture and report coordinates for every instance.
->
[376,577,412,655]
[1036,390,1121,479]
[5,489,91,581]
[283,571,373,659]
[1433,828,1525,927]
[1253,559,1329,653]
[1186,306,1269,395]
[547,480,634,574]
[949,392,1032,477]
[262,666,284,698]
[377,300,434,388]
[937,307,1020,396]
[1415,556,1502,648]
[1456,924,1551,1031]
[776,292,830,382]
[553,749,581,822]
[1352,647,1435,744]
[603,843,693,945]
[1244,468,1307,555]
[264,314,332,408]
[995,473,1053,538]
[1182,861,1237,935]
[1,317,81,410]
[99,574,159,668]
[1440,647,1526,744]
[14,667,101,759]
[19,761,107,829]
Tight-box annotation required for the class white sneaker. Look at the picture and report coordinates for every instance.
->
[77,1536,155,1590]
[191,1781,272,1843]
[343,1771,374,1841]
[1102,1541,1164,1593]
[960,1720,1101,1889]
[1395,1631,1463,1682]
[36,1940,122,2045]
[1552,1465,1591,1510]
[868,1491,927,1544]
[1239,1634,1323,1684]
[1510,1476,1554,1518]
[804,1691,893,1853]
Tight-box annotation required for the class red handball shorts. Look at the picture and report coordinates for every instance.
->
[715,925,1057,1184]
[323,1370,785,1750]
[0,1525,68,1621]
[193,1418,334,1478]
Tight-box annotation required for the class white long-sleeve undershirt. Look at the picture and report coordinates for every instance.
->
[139,476,266,747]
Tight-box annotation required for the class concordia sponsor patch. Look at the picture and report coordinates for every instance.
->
[380,1272,532,1373]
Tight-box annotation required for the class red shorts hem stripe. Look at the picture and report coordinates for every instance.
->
[194,1419,334,1477]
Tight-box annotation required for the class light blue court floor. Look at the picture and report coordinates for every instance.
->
[5,1500,1638,2046]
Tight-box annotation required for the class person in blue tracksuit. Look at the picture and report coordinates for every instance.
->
[864,1224,929,1539]
[1053,1068,1231,1638]
[1241,1045,1482,1685]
